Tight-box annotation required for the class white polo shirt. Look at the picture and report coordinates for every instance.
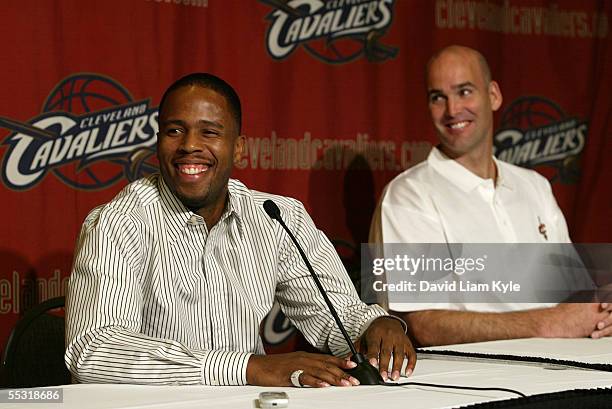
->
[378,147,571,312]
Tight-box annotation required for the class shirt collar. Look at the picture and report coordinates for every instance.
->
[428,146,514,192]
[226,179,245,238]
[157,175,245,243]
[493,156,514,190]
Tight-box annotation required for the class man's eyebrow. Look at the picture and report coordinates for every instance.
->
[160,118,186,127]
[427,88,443,97]
[197,119,224,129]
[451,81,476,90]
[427,81,477,96]
[159,118,224,129]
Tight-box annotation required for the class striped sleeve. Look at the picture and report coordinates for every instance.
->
[65,206,251,385]
[274,199,387,357]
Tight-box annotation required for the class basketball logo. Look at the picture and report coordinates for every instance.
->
[1,73,159,190]
[494,96,587,184]
[261,0,398,64]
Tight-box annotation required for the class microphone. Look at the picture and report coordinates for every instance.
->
[263,199,384,385]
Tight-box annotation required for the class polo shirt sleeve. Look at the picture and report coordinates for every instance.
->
[380,179,448,244]
[376,179,461,313]
[538,175,571,243]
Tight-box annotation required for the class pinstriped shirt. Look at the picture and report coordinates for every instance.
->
[65,174,387,385]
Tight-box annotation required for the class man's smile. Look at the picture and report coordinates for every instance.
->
[447,120,471,130]
[176,164,210,175]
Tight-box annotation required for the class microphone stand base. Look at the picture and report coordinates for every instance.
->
[346,361,385,385]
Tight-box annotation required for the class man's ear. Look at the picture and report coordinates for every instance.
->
[233,134,246,164]
[489,80,503,112]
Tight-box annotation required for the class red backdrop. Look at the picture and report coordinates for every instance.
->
[0,0,610,354]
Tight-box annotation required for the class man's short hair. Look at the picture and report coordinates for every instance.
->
[158,73,242,134]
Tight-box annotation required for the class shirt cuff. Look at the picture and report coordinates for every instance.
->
[200,350,252,385]
[359,310,408,336]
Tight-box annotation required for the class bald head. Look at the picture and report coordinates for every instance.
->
[424,45,503,163]
[426,45,492,85]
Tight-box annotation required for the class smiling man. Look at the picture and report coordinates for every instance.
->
[372,45,612,346]
[65,73,415,387]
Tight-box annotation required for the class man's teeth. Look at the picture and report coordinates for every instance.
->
[179,165,208,175]
[449,121,469,129]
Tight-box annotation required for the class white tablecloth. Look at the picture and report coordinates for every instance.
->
[3,339,612,409]
[424,337,612,365]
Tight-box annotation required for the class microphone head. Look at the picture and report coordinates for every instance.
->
[263,199,281,221]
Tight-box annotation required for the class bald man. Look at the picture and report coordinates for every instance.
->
[373,45,612,346]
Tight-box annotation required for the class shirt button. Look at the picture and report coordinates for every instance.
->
[189,215,199,224]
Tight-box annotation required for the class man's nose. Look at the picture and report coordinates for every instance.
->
[445,97,461,117]
[179,130,201,153]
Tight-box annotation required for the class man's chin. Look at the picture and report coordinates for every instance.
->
[174,190,209,212]
[438,137,483,157]
[438,143,466,159]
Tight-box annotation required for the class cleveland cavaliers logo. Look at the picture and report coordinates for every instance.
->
[494,96,587,184]
[0,73,159,190]
[261,0,398,64]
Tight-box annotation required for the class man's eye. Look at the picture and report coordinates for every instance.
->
[459,88,472,97]
[165,128,183,136]
[429,94,444,103]
[203,130,220,136]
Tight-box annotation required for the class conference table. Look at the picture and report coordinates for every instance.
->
[2,338,612,408]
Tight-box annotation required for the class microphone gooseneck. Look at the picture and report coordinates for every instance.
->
[263,199,384,385]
